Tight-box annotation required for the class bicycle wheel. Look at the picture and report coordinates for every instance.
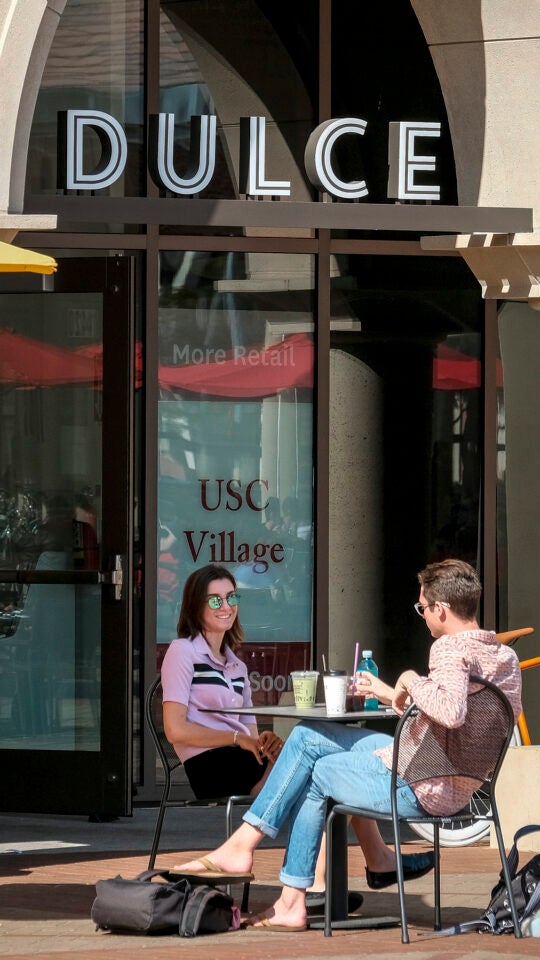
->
[409,789,491,846]
[409,724,522,847]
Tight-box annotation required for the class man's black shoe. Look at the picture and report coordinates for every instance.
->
[366,851,435,890]
[306,890,364,915]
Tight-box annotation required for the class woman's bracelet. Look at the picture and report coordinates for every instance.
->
[233,730,239,746]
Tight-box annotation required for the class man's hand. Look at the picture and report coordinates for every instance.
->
[392,669,419,715]
[354,672,394,704]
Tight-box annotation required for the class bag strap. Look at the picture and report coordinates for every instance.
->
[417,918,494,939]
[134,868,190,890]
[503,824,540,880]
[134,869,172,881]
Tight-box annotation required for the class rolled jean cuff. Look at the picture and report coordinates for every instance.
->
[279,868,314,890]
[243,809,280,839]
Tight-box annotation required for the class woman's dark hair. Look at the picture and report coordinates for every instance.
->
[176,564,244,653]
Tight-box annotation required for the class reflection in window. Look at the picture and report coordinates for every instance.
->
[0,294,103,750]
[329,254,481,677]
[26,0,144,198]
[156,252,314,697]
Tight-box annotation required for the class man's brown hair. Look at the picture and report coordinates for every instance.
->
[418,558,481,621]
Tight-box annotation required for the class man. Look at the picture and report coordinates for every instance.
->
[173,559,522,931]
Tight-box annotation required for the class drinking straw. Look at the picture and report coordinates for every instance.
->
[353,642,360,677]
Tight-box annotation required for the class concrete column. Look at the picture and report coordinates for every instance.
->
[328,349,384,672]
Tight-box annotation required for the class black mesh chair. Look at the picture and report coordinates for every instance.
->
[144,676,252,910]
[324,675,521,943]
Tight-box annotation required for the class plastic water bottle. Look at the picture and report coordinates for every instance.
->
[357,650,378,710]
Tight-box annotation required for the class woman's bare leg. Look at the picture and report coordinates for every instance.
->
[307,834,327,892]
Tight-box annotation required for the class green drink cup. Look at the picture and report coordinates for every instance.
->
[290,670,319,709]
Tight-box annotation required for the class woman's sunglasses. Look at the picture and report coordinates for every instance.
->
[205,592,241,609]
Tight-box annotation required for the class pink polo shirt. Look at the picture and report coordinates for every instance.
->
[161,633,256,763]
[375,630,522,815]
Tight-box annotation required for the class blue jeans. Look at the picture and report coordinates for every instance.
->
[243,720,425,889]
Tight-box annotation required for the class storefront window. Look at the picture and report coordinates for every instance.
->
[0,294,103,751]
[497,306,540,612]
[497,302,540,741]
[26,0,144,201]
[331,0,457,234]
[158,0,317,233]
[157,251,314,702]
[329,253,481,678]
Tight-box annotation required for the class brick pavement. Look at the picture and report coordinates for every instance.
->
[1,837,539,959]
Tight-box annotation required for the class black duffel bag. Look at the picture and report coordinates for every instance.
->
[91,869,234,936]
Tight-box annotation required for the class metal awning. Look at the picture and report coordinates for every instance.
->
[26,197,533,234]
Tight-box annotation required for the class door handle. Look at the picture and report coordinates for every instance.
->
[99,554,124,600]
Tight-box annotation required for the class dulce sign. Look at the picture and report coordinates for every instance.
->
[58,111,442,202]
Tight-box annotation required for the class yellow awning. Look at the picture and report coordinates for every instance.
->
[0,240,57,275]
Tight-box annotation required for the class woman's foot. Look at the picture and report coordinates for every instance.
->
[173,823,259,875]
[243,894,307,931]
[171,855,253,881]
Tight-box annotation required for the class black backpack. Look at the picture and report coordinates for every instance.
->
[422,825,540,938]
[91,869,234,937]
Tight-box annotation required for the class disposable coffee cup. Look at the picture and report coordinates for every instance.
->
[323,670,348,716]
[290,670,319,709]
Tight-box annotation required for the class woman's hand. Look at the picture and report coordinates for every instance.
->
[257,730,284,763]
[235,732,264,763]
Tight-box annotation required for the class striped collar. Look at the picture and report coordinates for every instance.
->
[192,631,239,669]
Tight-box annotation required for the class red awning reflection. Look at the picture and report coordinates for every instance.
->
[0,328,97,386]
[433,345,481,390]
[159,333,313,398]
[76,341,143,388]
[433,344,503,390]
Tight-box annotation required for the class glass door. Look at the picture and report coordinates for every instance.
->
[0,257,133,815]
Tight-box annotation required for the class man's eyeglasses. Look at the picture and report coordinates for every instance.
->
[205,592,240,609]
[414,600,451,618]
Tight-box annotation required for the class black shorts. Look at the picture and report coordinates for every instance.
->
[183,746,268,800]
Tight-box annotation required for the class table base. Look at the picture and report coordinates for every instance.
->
[310,914,401,931]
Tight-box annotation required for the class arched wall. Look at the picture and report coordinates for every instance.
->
[411,1,540,223]
[0,0,64,237]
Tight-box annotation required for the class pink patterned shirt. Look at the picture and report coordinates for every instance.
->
[375,630,522,815]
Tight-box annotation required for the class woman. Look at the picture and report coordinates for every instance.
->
[161,563,282,800]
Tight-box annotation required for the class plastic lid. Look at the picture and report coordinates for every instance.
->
[362,650,372,658]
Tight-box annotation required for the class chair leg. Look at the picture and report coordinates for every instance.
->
[148,796,167,870]
[324,807,336,937]
[148,771,171,870]
[433,823,441,930]
[224,797,250,910]
[391,812,409,943]
[491,807,523,938]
